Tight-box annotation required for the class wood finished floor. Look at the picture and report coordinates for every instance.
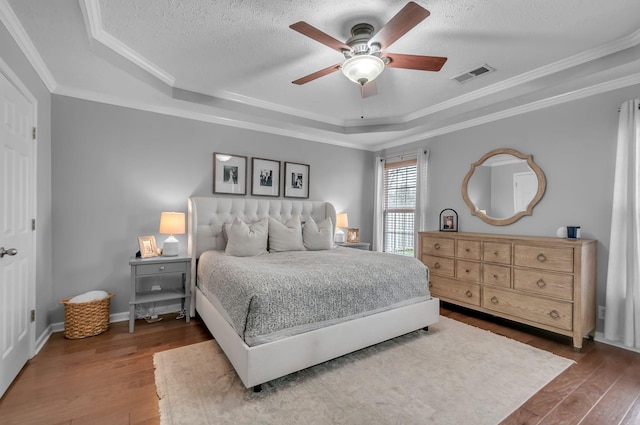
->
[1,306,639,425]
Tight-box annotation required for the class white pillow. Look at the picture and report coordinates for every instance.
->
[303,216,334,250]
[268,216,305,252]
[224,217,268,257]
[69,290,110,303]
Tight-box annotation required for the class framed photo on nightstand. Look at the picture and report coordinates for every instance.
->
[347,228,360,243]
[137,235,158,258]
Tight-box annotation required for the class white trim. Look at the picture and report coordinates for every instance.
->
[80,0,176,87]
[595,332,640,354]
[0,0,56,91]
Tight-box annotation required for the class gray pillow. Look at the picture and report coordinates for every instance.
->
[268,215,305,252]
[224,217,268,257]
[303,216,334,250]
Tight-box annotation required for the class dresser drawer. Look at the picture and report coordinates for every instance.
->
[514,244,573,273]
[421,236,455,257]
[135,261,187,276]
[483,264,511,288]
[483,242,512,265]
[422,255,455,277]
[456,259,481,282]
[430,276,480,307]
[457,240,481,260]
[483,287,573,331]
[513,269,574,301]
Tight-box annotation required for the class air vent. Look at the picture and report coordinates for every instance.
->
[451,64,495,84]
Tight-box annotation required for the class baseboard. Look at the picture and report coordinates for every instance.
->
[594,332,640,354]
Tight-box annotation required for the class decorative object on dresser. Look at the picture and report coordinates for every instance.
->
[251,157,280,197]
[158,212,185,256]
[129,255,191,333]
[137,235,159,258]
[418,231,596,350]
[283,161,309,198]
[334,212,349,242]
[461,148,546,226]
[439,208,458,232]
[213,152,247,195]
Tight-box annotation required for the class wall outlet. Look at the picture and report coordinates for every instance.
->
[598,305,606,320]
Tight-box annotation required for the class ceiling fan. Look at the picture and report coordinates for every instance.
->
[290,2,447,98]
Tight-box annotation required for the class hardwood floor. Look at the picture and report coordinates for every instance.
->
[1,307,639,425]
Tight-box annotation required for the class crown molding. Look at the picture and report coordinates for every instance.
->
[0,0,56,91]
[81,0,175,86]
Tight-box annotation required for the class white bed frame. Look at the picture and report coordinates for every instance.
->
[187,196,440,389]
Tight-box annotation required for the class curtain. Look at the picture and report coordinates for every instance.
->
[414,149,430,256]
[372,156,385,252]
[604,99,640,349]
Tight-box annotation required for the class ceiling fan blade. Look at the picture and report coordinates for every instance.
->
[369,2,430,50]
[383,53,447,71]
[290,21,351,53]
[361,81,378,98]
[292,64,341,85]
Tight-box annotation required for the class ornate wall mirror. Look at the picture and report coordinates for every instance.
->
[461,148,546,226]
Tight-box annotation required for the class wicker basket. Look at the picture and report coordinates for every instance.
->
[59,292,114,339]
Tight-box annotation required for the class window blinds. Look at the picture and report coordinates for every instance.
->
[383,158,417,255]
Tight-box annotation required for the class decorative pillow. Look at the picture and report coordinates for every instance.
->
[224,217,268,257]
[303,216,334,250]
[268,215,305,252]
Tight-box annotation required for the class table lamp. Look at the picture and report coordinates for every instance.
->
[159,212,185,256]
[335,213,348,243]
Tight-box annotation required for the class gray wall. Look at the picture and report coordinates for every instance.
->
[379,84,640,333]
[0,22,52,337]
[51,95,374,321]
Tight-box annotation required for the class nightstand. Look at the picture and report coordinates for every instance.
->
[128,255,191,333]
[337,242,370,251]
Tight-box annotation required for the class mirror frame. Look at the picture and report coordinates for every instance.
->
[461,148,546,226]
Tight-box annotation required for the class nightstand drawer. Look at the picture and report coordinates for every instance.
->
[422,255,454,277]
[135,262,187,276]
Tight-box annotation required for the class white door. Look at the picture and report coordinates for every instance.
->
[0,69,35,398]
[513,172,537,213]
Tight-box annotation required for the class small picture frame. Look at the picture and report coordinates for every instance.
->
[137,235,158,258]
[251,158,281,197]
[213,153,247,195]
[284,162,310,198]
[347,228,360,243]
[439,208,458,232]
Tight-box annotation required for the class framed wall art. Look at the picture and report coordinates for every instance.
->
[251,157,281,197]
[213,153,247,195]
[283,162,309,198]
[137,235,158,258]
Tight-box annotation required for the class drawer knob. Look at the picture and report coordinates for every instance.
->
[536,253,547,262]
[549,310,560,320]
[493,274,499,279]
[434,262,441,269]
[434,243,441,249]
[493,251,499,255]
[465,290,473,298]
[536,279,546,288]
[490,296,499,304]
[428,282,433,288]
[465,248,470,252]
[465,269,470,273]
[159,266,165,271]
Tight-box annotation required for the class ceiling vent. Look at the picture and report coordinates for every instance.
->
[451,64,495,84]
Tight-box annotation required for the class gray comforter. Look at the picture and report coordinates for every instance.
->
[197,247,430,346]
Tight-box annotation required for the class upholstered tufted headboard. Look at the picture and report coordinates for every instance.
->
[186,196,337,316]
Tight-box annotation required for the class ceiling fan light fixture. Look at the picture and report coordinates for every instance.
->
[341,55,385,86]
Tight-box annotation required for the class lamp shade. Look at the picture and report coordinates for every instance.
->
[159,212,185,235]
[341,55,385,85]
[336,213,349,229]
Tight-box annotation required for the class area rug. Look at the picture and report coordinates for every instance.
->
[153,316,573,425]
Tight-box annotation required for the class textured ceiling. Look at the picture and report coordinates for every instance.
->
[5,0,640,150]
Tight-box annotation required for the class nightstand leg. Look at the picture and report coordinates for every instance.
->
[129,304,135,333]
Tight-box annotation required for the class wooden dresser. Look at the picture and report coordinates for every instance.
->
[418,231,597,350]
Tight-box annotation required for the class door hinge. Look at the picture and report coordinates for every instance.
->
[31,310,35,322]
[32,127,36,140]
[32,219,36,231]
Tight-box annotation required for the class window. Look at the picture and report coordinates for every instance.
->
[383,158,417,256]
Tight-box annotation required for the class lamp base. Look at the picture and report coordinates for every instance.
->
[335,228,346,243]
[162,235,179,256]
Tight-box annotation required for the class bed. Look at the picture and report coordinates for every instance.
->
[187,196,439,390]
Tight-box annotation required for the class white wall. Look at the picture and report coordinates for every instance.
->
[379,84,640,333]
[51,95,374,321]
[0,22,52,337]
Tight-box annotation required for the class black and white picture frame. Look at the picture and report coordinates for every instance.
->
[213,153,247,195]
[439,208,458,232]
[283,162,310,198]
[251,157,281,197]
